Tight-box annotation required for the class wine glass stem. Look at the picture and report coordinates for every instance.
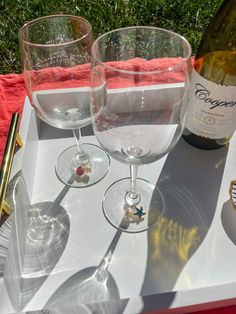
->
[72,129,90,165]
[125,164,141,206]
[130,164,138,197]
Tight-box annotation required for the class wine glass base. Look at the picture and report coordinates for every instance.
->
[102,178,165,233]
[56,144,110,187]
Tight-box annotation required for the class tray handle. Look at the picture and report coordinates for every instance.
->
[0,113,23,220]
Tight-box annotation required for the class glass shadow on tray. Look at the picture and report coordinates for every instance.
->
[0,212,12,276]
[140,137,228,312]
[3,171,70,312]
[43,218,129,314]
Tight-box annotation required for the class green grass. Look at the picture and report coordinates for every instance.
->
[0,0,222,74]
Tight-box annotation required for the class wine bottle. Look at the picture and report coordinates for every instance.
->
[182,0,236,149]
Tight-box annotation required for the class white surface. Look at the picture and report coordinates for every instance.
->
[1,96,236,313]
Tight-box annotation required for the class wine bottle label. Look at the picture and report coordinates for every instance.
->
[185,68,236,139]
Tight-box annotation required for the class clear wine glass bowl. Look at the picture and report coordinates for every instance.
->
[19,15,110,187]
[91,27,192,232]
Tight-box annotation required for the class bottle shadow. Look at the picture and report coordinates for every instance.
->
[43,218,129,314]
[3,171,71,312]
[141,138,228,311]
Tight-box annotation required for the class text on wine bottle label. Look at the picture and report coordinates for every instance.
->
[185,68,236,139]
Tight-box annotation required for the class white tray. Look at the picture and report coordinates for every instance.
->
[1,92,236,314]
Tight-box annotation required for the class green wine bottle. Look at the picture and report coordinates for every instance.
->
[183,0,236,149]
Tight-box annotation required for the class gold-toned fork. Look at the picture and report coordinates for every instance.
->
[0,113,23,221]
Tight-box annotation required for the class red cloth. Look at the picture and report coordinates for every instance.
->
[0,60,236,313]
[0,73,27,166]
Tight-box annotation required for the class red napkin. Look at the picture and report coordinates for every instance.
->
[0,73,27,166]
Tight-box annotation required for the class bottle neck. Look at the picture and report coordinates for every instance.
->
[196,0,236,59]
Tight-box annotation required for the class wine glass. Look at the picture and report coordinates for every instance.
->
[91,27,191,233]
[19,15,110,187]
